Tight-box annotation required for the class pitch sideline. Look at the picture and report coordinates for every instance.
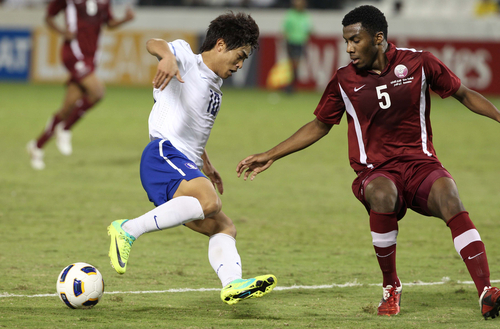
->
[2,278,500,298]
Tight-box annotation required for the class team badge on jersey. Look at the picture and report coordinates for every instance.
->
[394,64,408,78]
[185,162,198,170]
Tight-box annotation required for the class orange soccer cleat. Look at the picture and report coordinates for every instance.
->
[377,285,402,316]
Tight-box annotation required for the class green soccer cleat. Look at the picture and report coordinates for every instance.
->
[221,274,277,305]
[107,219,136,274]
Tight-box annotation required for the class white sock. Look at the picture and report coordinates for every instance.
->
[208,233,242,287]
[122,196,205,239]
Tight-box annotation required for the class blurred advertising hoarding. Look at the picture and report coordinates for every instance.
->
[260,36,500,94]
[15,27,500,95]
[404,40,496,92]
[0,29,32,81]
[31,27,197,85]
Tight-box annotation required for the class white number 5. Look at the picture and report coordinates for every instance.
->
[376,85,391,110]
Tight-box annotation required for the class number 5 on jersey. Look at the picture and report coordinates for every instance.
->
[376,85,391,110]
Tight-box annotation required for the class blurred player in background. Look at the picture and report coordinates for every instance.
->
[27,0,134,170]
[282,0,312,93]
[107,12,277,305]
[237,5,500,319]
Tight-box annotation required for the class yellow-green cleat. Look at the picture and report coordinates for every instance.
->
[107,219,136,274]
[221,274,277,305]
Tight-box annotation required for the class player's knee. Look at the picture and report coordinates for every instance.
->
[200,197,222,218]
[366,185,398,213]
[88,86,105,104]
[223,222,237,239]
[440,194,465,219]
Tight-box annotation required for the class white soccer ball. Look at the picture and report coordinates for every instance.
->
[56,262,104,309]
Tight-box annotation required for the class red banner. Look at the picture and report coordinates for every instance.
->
[257,36,500,95]
[404,40,498,94]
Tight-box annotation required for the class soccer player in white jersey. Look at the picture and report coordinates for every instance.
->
[107,12,276,305]
[237,5,500,319]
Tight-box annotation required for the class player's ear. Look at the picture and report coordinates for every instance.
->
[216,39,227,52]
[374,32,384,46]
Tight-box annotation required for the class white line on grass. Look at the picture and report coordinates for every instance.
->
[2,278,499,298]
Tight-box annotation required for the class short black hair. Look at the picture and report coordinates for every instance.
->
[200,12,259,53]
[342,5,388,40]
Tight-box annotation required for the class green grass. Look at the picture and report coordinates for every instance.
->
[0,82,500,328]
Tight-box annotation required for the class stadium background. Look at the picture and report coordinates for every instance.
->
[2,2,500,326]
[1,0,499,94]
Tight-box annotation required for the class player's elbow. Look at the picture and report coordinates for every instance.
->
[146,38,166,53]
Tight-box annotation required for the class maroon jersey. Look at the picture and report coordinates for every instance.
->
[47,0,113,58]
[314,43,461,173]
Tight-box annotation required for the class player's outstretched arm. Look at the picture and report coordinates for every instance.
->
[453,84,500,123]
[146,39,185,90]
[236,152,274,181]
[237,118,332,181]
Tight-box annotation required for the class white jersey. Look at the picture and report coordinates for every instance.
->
[148,39,223,168]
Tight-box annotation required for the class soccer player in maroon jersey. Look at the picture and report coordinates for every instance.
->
[237,5,500,319]
[27,0,134,170]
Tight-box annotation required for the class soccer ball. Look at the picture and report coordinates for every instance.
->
[56,262,104,309]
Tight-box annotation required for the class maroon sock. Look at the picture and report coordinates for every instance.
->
[447,211,490,295]
[63,98,93,130]
[370,210,400,288]
[36,114,63,148]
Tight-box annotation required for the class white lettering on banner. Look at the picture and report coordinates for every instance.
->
[301,43,335,90]
[427,45,492,90]
[98,33,161,84]
[15,38,31,71]
[113,36,143,82]
[32,28,198,84]
[274,38,288,62]
[34,33,65,79]
[96,34,115,80]
[455,48,491,89]
[0,37,14,70]
[0,36,31,72]
[274,38,338,90]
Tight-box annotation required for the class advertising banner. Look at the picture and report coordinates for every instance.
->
[257,35,500,94]
[0,29,32,81]
[31,27,197,85]
[404,40,499,94]
[18,26,500,95]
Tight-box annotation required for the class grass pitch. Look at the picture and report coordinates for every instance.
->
[1,82,500,328]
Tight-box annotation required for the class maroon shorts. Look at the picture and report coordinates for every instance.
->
[61,43,95,84]
[352,155,453,220]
